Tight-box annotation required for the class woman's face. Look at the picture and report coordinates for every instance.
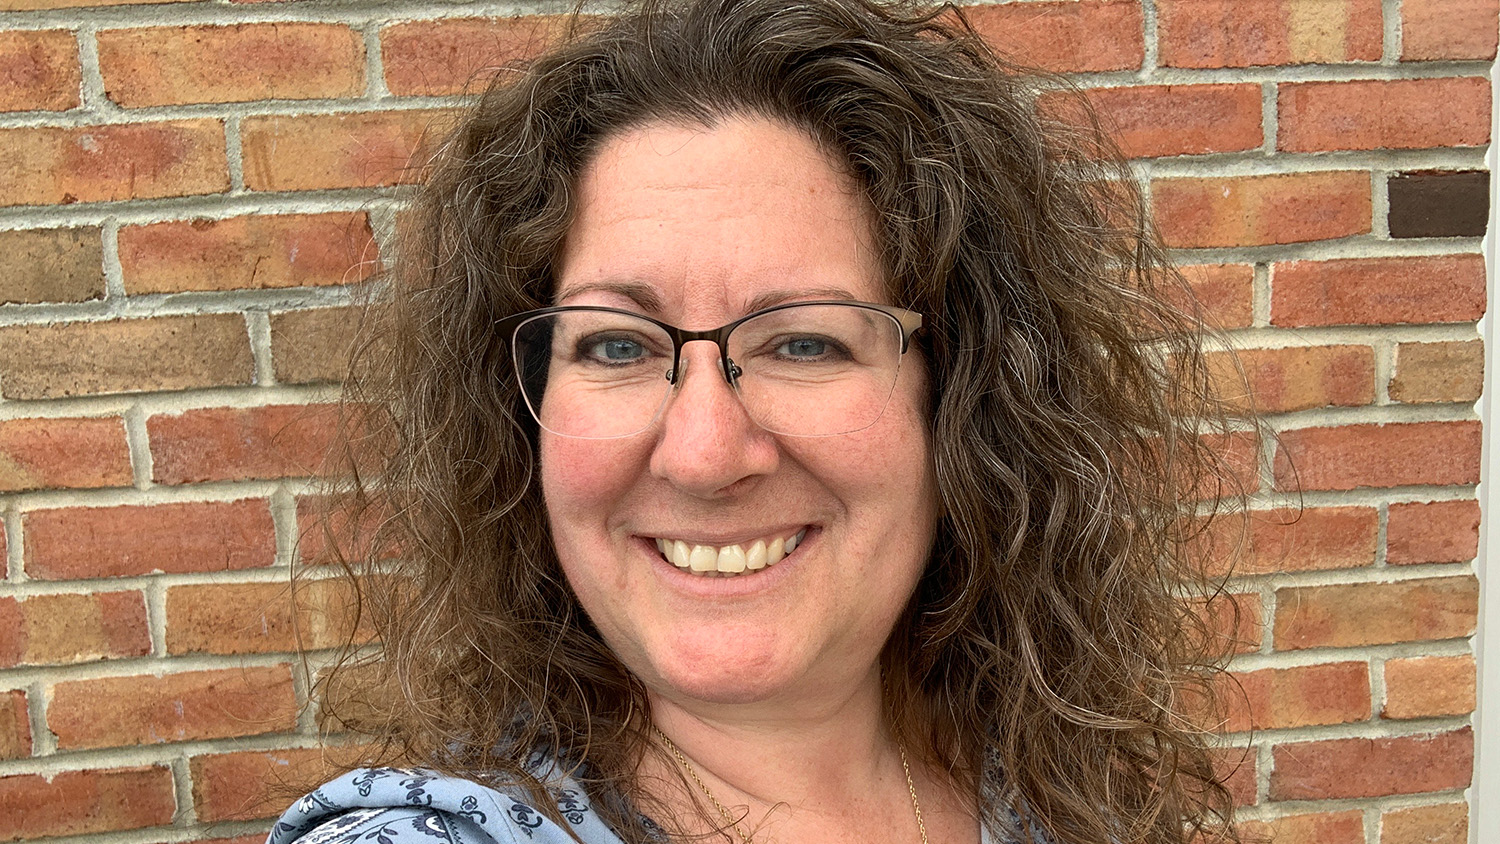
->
[541,117,939,707]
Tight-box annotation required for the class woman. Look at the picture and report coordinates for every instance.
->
[273,1,1245,843]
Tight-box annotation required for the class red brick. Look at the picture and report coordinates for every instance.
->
[190,746,331,821]
[295,494,396,566]
[1218,662,1369,732]
[0,416,131,493]
[0,227,103,305]
[0,591,149,668]
[1239,812,1364,844]
[0,30,78,112]
[1382,803,1468,844]
[1273,421,1480,491]
[1071,84,1262,158]
[24,499,275,579]
[1274,576,1478,650]
[1280,78,1490,153]
[381,16,568,97]
[242,109,449,192]
[1202,506,1377,576]
[1391,340,1484,404]
[1388,499,1480,565]
[0,314,253,400]
[1271,728,1471,799]
[0,120,227,207]
[1211,344,1373,413]
[1176,263,1253,329]
[149,403,339,484]
[1271,255,1486,327]
[1403,0,1499,60]
[1212,745,1257,806]
[49,665,297,750]
[166,577,371,655]
[963,0,1145,72]
[0,766,176,838]
[1159,0,1382,67]
[1196,591,1262,655]
[120,213,378,294]
[1384,655,1475,720]
[1154,171,1370,248]
[99,24,363,108]
[0,690,30,760]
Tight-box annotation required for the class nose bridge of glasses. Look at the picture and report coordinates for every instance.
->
[667,327,738,385]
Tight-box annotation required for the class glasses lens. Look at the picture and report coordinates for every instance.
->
[728,303,907,436]
[511,309,675,438]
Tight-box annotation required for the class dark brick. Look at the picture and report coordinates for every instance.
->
[1388,171,1490,238]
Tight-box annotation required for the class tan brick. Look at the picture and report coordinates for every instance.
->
[270,307,361,384]
[1280,78,1491,152]
[190,747,332,822]
[1271,728,1472,799]
[1274,576,1478,650]
[0,416,131,493]
[119,213,378,294]
[0,690,30,760]
[99,23,363,108]
[1388,499,1481,565]
[0,314,253,399]
[1154,172,1370,248]
[1272,255,1486,327]
[0,30,79,112]
[0,766,176,838]
[1384,655,1476,719]
[0,227,103,305]
[242,109,450,192]
[1159,0,1382,67]
[0,120,227,207]
[1218,662,1369,732]
[149,404,339,484]
[1273,421,1481,491]
[964,0,1145,72]
[0,591,149,668]
[24,499,275,579]
[1391,340,1483,404]
[381,16,568,96]
[1381,802,1468,844]
[1403,0,1498,60]
[49,665,297,750]
[166,578,370,655]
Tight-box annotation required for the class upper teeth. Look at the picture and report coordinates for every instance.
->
[655,530,806,576]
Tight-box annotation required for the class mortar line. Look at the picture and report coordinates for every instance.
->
[99,219,127,302]
[122,403,154,490]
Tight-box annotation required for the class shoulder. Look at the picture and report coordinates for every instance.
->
[269,767,624,844]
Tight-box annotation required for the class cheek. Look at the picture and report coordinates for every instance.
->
[539,435,650,541]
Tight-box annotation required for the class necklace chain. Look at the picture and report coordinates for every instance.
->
[652,726,929,844]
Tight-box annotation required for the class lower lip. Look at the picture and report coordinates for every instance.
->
[640,530,815,596]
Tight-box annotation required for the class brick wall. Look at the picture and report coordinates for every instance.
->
[0,0,1490,841]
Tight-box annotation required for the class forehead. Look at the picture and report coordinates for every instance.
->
[554,116,885,321]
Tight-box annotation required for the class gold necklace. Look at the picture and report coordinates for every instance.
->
[652,725,929,844]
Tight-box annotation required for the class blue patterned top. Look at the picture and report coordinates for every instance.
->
[269,766,1007,844]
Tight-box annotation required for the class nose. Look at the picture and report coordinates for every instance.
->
[649,342,779,497]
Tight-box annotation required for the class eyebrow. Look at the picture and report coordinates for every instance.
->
[744,286,861,312]
[552,281,665,312]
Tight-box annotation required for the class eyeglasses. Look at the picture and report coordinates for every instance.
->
[496,300,922,439]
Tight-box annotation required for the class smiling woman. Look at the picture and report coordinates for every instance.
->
[273,2,1248,844]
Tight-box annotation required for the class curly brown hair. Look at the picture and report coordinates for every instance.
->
[314,2,1251,843]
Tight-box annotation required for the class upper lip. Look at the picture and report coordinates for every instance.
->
[638,525,811,545]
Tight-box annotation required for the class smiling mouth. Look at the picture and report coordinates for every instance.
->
[653,529,807,577]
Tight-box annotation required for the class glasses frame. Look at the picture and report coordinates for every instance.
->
[495,299,924,437]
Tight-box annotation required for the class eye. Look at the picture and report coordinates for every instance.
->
[778,337,827,358]
[580,333,650,363]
